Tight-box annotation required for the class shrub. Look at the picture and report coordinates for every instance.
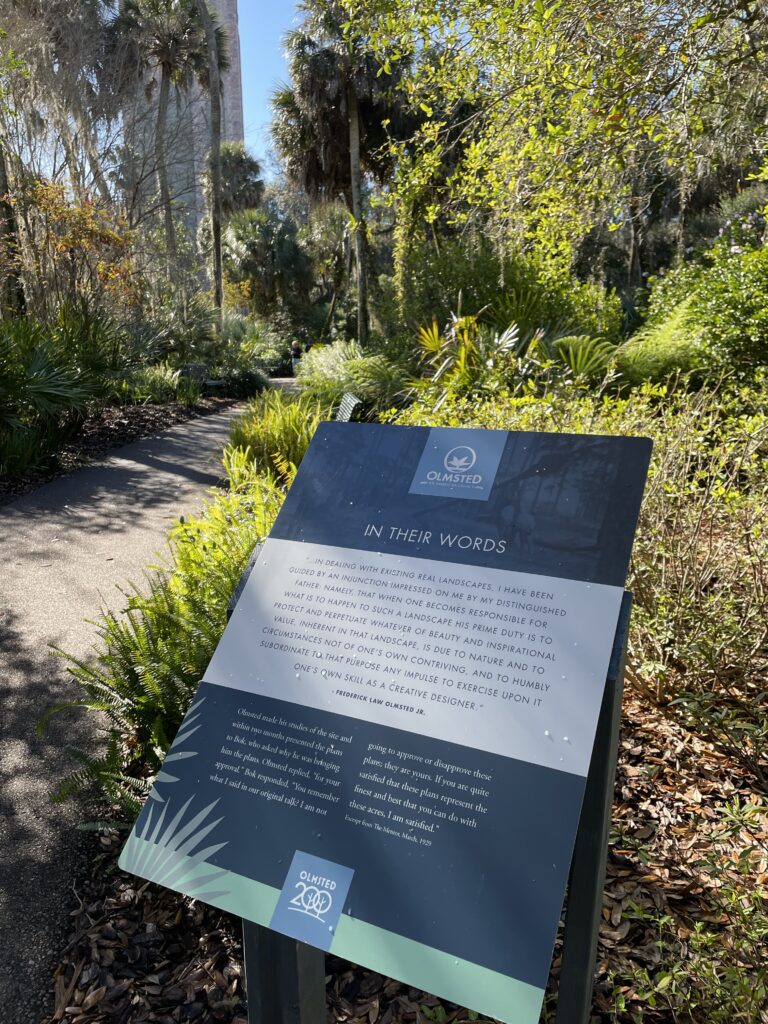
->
[640,239,768,375]
[229,390,328,481]
[243,323,293,377]
[150,292,217,366]
[689,245,768,371]
[110,364,181,405]
[396,381,768,787]
[219,366,270,399]
[398,237,624,343]
[0,318,102,477]
[297,340,408,414]
[616,300,706,385]
[49,464,284,816]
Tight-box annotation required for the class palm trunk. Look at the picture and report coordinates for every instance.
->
[196,0,223,316]
[0,142,25,315]
[320,286,338,342]
[155,69,177,273]
[347,84,369,348]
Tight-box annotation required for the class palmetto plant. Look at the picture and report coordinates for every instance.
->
[415,314,522,407]
[0,319,103,476]
[547,335,618,381]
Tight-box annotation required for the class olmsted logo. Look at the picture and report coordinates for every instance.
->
[410,429,507,502]
[426,445,481,485]
[270,851,354,950]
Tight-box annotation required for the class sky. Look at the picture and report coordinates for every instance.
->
[238,2,297,170]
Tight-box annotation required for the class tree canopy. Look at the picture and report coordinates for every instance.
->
[342,0,768,264]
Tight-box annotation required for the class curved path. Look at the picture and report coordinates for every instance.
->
[0,406,243,1023]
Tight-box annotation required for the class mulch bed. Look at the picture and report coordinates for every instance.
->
[0,399,239,508]
[44,690,767,1023]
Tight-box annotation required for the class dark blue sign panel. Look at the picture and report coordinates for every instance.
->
[121,424,651,1023]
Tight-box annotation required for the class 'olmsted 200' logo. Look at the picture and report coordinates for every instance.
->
[270,851,354,950]
[288,870,336,922]
[410,430,507,502]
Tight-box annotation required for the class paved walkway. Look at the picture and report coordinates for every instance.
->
[0,406,243,1023]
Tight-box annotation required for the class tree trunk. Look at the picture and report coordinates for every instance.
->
[347,84,369,348]
[320,286,338,343]
[196,0,223,316]
[0,142,25,316]
[155,69,177,274]
[76,111,113,207]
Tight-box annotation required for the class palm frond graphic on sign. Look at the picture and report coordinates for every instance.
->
[121,795,230,902]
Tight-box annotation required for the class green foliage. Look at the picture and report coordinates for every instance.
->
[204,141,264,220]
[110,364,182,405]
[49,468,284,811]
[176,376,202,408]
[549,335,617,381]
[229,316,293,376]
[149,292,217,366]
[413,315,618,407]
[344,0,768,264]
[688,245,768,372]
[414,316,521,406]
[229,390,328,481]
[218,366,270,399]
[297,340,408,414]
[640,242,768,376]
[52,302,137,377]
[0,318,102,477]
[616,301,706,385]
[224,207,312,317]
[396,380,768,786]
[398,238,624,344]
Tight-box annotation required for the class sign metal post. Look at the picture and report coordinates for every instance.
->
[554,593,631,1024]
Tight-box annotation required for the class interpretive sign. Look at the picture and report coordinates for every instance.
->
[120,423,651,1023]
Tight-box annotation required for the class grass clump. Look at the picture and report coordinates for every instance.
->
[229,390,328,481]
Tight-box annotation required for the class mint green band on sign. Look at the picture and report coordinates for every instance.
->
[119,839,545,1024]
[332,914,545,1022]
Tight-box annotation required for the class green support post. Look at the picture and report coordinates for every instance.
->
[242,922,326,1024]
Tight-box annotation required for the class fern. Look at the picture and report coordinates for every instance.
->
[45,474,284,821]
[52,734,150,820]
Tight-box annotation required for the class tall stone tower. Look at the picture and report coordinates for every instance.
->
[122,0,245,237]
[214,0,245,144]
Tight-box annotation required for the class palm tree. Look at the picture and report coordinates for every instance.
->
[205,142,264,221]
[119,0,209,274]
[194,0,228,311]
[271,0,406,347]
